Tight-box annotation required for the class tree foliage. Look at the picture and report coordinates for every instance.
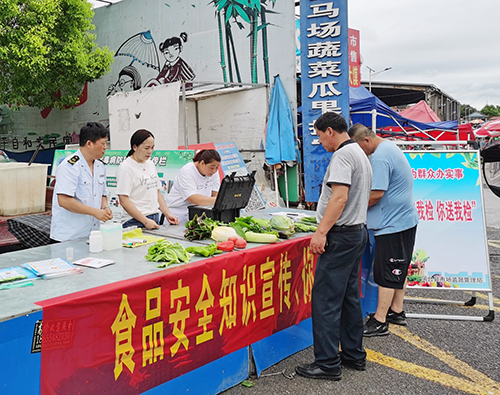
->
[480,104,500,118]
[460,104,476,118]
[0,0,113,109]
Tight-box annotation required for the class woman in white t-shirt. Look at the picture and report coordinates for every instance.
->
[116,129,180,229]
[165,149,221,223]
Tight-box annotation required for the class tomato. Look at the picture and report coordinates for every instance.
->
[235,238,247,249]
[228,236,239,243]
[217,241,235,252]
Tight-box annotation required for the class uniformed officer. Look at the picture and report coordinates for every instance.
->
[50,122,113,242]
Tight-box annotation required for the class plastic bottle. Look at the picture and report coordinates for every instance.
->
[100,222,122,251]
[89,230,103,253]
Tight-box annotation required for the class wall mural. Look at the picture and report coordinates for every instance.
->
[0,0,293,155]
[107,30,196,96]
[212,0,276,84]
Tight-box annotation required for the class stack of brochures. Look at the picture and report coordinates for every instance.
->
[23,258,83,279]
[0,266,38,289]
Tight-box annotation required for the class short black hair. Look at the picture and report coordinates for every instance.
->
[314,112,348,134]
[79,122,109,147]
[193,149,221,164]
[348,123,374,140]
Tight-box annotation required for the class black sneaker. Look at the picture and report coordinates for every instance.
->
[363,314,389,337]
[386,308,407,326]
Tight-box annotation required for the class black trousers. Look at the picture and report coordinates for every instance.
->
[312,226,368,370]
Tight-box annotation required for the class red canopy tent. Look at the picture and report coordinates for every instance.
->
[399,100,441,122]
[458,123,475,141]
[381,100,459,141]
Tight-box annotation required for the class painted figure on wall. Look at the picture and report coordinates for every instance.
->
[107,65,142,96]
[107,30,160,97]
[148,32,196,86]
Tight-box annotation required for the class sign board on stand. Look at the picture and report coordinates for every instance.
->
[405,149,494,321]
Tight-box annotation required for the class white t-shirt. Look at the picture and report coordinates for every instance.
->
[165,162,220,223]
[116,157,161,223]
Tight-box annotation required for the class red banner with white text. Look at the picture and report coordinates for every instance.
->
[348,28,361,87]
[36,236,316,394]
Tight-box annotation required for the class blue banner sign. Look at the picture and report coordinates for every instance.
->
[406,151,491,291]
[300,0,349,202]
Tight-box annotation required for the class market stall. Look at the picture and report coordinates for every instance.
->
[0,209,317,395]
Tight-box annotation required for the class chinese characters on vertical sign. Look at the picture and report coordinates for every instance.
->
[300,0,349,202]
[348,28,361,87]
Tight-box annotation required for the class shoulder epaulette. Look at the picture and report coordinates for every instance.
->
[68,155,80,165]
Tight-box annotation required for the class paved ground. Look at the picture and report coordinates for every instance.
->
[224,187,500,395]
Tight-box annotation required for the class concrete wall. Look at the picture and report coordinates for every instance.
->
[1,0,296,153]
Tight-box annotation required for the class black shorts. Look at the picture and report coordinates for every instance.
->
[373,225,417,289]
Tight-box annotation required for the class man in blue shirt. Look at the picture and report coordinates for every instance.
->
[349,124,419,336]
[50,122,113,242]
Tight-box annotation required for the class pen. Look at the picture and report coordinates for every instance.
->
[0,280,34,290]
[123,238,147,244]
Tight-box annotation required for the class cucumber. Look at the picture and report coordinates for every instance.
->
[244,231,278,244]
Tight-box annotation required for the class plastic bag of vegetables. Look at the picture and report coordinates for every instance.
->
[270,215,295,238]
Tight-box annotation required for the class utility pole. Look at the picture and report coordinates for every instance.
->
[367,66,392,91]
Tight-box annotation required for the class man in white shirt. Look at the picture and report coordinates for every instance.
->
[50,122,113,242]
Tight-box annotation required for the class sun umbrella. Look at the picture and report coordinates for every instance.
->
[475,120,500,137]
[265,75,297,206]
[115,30,160,71]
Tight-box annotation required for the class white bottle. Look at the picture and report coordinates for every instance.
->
[89,230,103,253]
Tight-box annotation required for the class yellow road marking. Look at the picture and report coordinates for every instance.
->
[389,325,498,388]
[488,240,500,248]
[366,348,500,395]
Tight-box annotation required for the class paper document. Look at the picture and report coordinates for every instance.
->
[73,257,115,269]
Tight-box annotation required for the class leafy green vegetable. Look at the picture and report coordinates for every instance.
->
[145,240,192,268]
[294,222,317,232]
[241,379,254,388]
[252,218,271,228]
[185,244,223,257]
[230,216,278,239]
[300,216,318,224]
[230,222,247,239]
[184,213,219,241]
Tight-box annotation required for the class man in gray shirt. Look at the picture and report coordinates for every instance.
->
[296,112,372,381]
